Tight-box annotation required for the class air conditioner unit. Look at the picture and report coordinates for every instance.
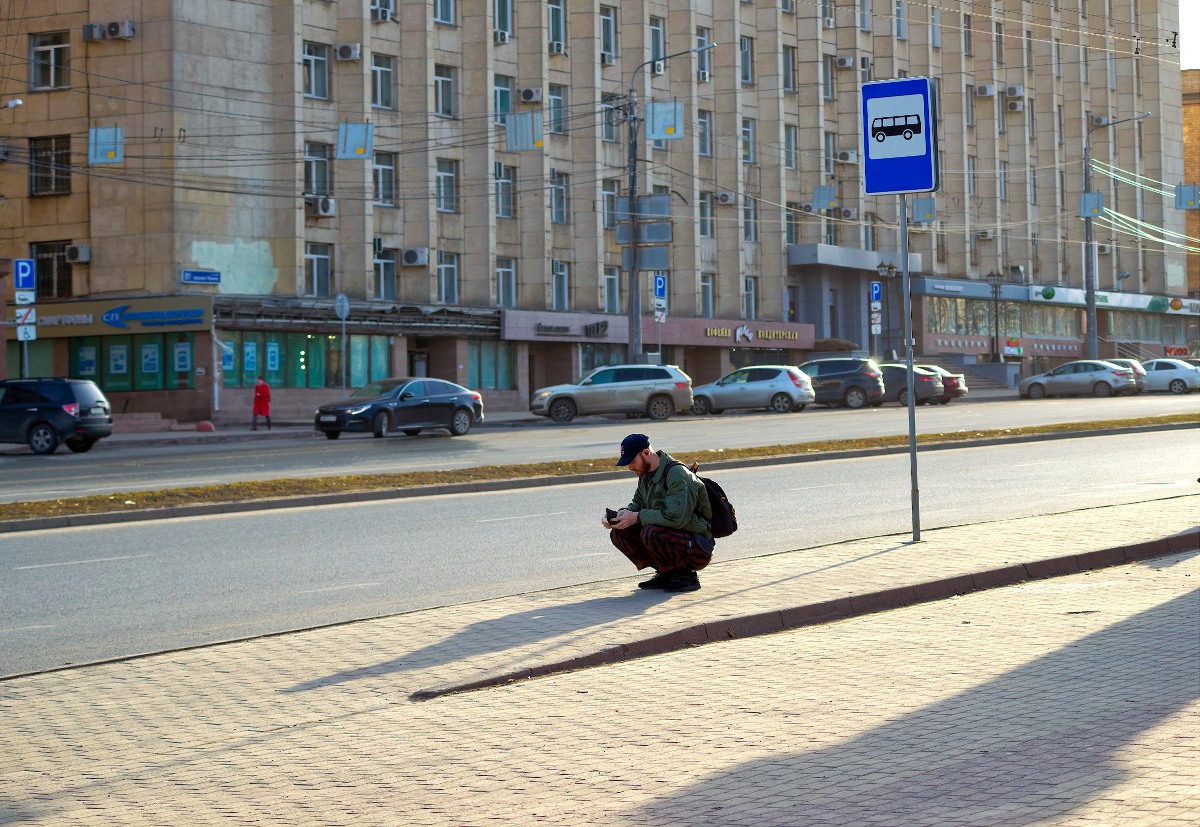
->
[1005,84,1026,98]
[65,244,91,264]
[308,196,337,217]
[371,7,392,22]
[82,23,106,42]
[600,50,614,65]
[860,56,873,71]
[716,190,737,206]
[519,86,542,103]
[823,16,836,29]
[840,207,858,220]
[837,149,859,163]
[975,84,996,97]
[800,203,815,213]
[494,29,510,44]
[336,43,361,61]
[836,56,855,69]
[548,41,566,55]
[1096,244,1113,254]
[1007,100,1024,112]
[106,20,135,39]
[977,228,995,240]
[401,247,430,266]
[1091,115,1109,127]
[651,60,665,75]
[697,69,710,83]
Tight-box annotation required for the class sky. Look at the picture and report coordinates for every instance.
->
[1182,4,1197,70]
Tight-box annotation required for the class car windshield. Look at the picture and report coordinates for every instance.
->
[351,379,408,398]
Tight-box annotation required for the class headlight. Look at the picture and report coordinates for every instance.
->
[346,404,371,415]
[532,391,552,401]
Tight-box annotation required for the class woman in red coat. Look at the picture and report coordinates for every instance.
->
[251,376,271,430]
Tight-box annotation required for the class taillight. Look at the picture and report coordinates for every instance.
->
[63,403,80,417]
[1111,369,1129,377]
[864,370,880,379]
[675,382,688,390]
[470,392,482,401]
[917,376,933,382]
[788,372,806,389]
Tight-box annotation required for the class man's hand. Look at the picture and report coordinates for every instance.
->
[610,508,639,530]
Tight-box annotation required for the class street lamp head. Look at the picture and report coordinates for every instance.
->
[2,98,22,109]
[876,262,895,279]
[985,271,1004,287]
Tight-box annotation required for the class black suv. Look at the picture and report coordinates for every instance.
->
[797,358,886,409]
[0,378,113,454]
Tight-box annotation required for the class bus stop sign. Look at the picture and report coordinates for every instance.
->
[861,77,940,196]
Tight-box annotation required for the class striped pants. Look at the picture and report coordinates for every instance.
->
[610,524,712,574]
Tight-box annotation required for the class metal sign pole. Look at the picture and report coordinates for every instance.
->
[900,193,920,542]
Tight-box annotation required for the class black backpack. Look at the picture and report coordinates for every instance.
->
[665,460,738,539]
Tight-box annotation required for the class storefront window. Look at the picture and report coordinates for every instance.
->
[134,333,163,391]
[307,335,327,387]
[220,332,239,388]
[467,340,515,389]
[579,343,623,373]
[102,336,133,392]
[370,335,390,381]
[70,336,101,379]
[349,335,370,388]
[286,333,308,388]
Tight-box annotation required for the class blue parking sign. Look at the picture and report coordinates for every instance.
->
[862,77,940,196]
[653,274,667,299]
[870,281,882,302]
[14,258,35,291]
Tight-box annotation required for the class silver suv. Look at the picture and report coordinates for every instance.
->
[530,364,693,423]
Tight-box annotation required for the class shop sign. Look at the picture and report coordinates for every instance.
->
[1164,346,1190,357]
[102,304,205,330]
[1032,286,1199,315]
[704,325,800,342]
[535,323,572,335]
[23,297,212,337]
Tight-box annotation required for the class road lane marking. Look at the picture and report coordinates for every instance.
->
[786,483,855,491]
[1010,461,1066,468]
[0,625,55,634]
[558,552,612,561]
[478,511,567,523]
[14,554,152,570]
[298,582,381,595]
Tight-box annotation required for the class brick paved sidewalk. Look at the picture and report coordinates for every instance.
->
[2,496,1197,825]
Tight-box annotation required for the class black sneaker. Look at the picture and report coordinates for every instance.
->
[638,570,673,590]
[662,570,701,593]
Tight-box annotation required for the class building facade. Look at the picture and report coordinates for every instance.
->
[1,0,1193,422]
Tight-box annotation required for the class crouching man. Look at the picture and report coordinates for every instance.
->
[602,433,714,593]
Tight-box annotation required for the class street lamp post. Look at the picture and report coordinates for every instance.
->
[875,262,897,359]
[986,271,1004,363]
[1083,111,1151,360]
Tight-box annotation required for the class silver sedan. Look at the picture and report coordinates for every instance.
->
[1018,360,1138,399]
[1140,358,1200,394]
[691,365,816,415]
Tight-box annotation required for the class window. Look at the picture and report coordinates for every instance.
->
[371,0,395,16]
[1056,104,1064,146]
[895,0,907,39]
[696,27,712,76]
[598,179,619,230]
[495,0,513,35]
[375,248,397,301]
[824,131,836,176]
[547,0,565,45]
[859,0,872,32]
[744,277,757,320]
[437,251,458,304]
[999,161,1008,201]
[823,208,837,245]
[30,32,69,89]
[1027,100,1036,141]
[436,159,458,213]
[495,162,515,218]
[963,14,973,55]
[931,8,941,48]
[966,155,977,196]
[994,22,1004,63]
[864,213,876,251]
[601,94,621,142]
[1025,30,1034,68]
[650,17,666,61]
[1081,45,1090,84]
[1108,52,1117,90]
[741,118,756,164]
[784,125,798,169]
[786,203,800,244]
[373,151,396,205]
[497,257,517,307]
[551,259,570,310]
[29,136,70,196]
[371,55,394,109]
[822,55,836,100]
[304,243,332,297]
[783,0,794,11]
[303,42,329,99]
[783,46,797,92]
[1053,40,1062,77]
[494,74,513,125]
[304,143,331,196]
[548,84,566,133]
[603,266,620,314]
[739,37,754,84]
[698,110,713,156]
[743,197,758,242]
[434,0,455,25]
[550,170,569,224]
[1028,165,1037,205]
[32,241,72,298]
[965,84,975,125]
[700,273,715,318]
[468,340,516,390]
[434,65,455,117]
[600,7,617,57]
[698,192,714,237]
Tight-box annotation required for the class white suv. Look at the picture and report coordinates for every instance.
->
[530,364,694,423]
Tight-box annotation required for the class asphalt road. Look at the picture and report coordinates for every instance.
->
[0,394,1196,504]
[2,429,1195,677]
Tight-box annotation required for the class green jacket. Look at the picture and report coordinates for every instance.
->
[626,451,713,539]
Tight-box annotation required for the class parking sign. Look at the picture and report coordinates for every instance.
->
[870,281,882,302]
[862,77,940,196]
[653,274,667,299]
[14,258,35,291]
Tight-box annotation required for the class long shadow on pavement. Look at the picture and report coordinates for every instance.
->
[629,583,1200,827]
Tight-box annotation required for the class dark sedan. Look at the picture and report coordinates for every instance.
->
[915,364,969,404]
[314,377,484,439]
[878,364,945,406]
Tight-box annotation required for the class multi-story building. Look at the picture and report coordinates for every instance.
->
[0,1,1193,422]
[1184,69,1199,297]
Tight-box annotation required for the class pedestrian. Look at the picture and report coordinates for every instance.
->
[251,375,271,431]
[603,433,714,593]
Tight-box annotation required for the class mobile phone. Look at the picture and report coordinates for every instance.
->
[605,508,619,524]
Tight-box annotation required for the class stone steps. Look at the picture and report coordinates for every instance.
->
[111,412,179,434]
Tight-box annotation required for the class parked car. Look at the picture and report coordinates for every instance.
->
[878,363,945,406]
[914,363,969,403]
[314,377,484,439]
[530,364,692,423]
[1018,360,1137,399]
[796,358,886,409]
[1182,358,1200,369]
[0,377,113,454]
[690,365,815,415]
[1104,358,1147,393]
[1140,358,1200,394]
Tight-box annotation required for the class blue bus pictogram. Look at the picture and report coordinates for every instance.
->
[872,115,923,143]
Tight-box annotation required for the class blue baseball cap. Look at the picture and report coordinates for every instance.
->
[617,433,650,466]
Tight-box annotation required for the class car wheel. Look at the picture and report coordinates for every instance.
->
[898,389,910,406]
[1168,379,1187,395]
[710,407,724,415]
[324,430,341,440]
[548,398,576,423]
[28,424,59,454]
[66,438,97,453]
[646,394,675,421]
[372,411,390,438]
[1093,382,1113,398]
[1027,383,1046,399]
[449,408,473,436]
[770,393,793,413]
[843,387,868,409]
[402,428,422,436]
[691,396,712,416]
